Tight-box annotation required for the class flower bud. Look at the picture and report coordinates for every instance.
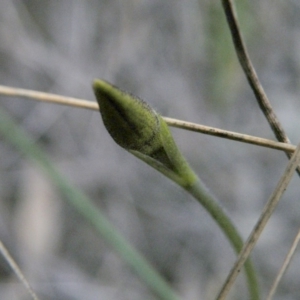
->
[93,80,160,155]
[93,79,197,188]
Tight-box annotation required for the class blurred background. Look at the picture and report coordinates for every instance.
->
[0,0,300,299]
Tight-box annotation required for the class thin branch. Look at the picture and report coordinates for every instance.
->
[266,228,300,300]
[221,0,300,173]
[0,85,296,154]
[0,240,39,300]
[221,0,288,143]
[216,142,300,300]
[0,85,97,110]
[164,117,296,154]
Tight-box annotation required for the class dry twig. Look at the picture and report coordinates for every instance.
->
[221,0,300,175]
[0,84,296,155]
[266,228,300,300]
[0,240,39,300]
[216,142,300,300]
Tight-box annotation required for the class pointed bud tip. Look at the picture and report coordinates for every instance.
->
[93,79,160,153]
[92,79,116,101]
[92,79,105,90]
[93,79,114,91]
[92,79,197,187]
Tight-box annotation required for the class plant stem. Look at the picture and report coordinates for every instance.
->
[92,79,260,299]
[185,179,259,300]
[0,107,181,300]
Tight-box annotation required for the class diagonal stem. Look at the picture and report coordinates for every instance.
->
[216,142,300,300]
[0,106,181,300]
[266,228,300,300]
[0,240,39,300]
[221,0,300,176]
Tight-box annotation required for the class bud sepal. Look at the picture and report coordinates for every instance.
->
[93,79,197,188]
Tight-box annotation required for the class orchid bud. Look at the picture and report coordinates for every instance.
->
[93,79,197,188]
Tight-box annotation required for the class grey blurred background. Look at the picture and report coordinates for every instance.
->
[0,1,300,299]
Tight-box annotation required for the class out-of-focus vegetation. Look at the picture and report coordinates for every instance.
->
[0,1,300,299]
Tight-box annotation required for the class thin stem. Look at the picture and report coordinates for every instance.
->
[186,180,260,300]
[92,79,261,299]
[0,85,97,110]
[0,85,296,154]
[0,240,39,300]
[0,106,181,300]
[266,228,300,300]
[164,117,296,154]
[221,0,300,176]
[216,142,300,300]
[220,0,288,143]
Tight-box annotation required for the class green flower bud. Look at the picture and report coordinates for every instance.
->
[93,80,160,155]
[92,80,260,300]
[93,79,197,188]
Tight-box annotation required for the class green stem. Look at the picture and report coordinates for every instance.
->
[0,107,181,300]
[93,79,260,299]
[185,179,259,300]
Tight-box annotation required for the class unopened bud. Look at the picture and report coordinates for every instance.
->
[93,79,197,188]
